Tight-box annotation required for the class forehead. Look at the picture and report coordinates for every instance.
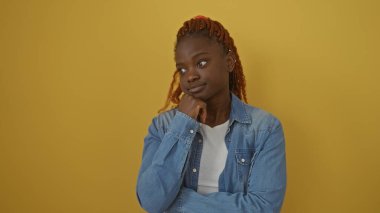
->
[175,35,224,60]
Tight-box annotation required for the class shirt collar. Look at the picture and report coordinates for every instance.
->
[230,93,251,124]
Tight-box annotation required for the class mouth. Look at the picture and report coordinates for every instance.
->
[188,84,206,93]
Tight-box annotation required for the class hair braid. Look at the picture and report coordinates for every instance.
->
[159,16,247,112]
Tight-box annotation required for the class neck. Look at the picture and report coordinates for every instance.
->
[204,93,231,127]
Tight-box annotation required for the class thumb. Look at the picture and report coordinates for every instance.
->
[200,107,207,124]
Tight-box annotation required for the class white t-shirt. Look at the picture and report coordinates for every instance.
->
[197,120,229,195]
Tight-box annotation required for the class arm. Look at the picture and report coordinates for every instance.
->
[168,118,287,213]
[136,111,200,213]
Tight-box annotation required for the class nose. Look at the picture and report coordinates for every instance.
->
[187,68,200,83]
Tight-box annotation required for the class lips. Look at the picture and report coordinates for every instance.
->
[188,84,206,93]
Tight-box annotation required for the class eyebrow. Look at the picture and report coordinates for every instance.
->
[176,51,209,67]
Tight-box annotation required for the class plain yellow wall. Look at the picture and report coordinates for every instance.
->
[1,0,379,212]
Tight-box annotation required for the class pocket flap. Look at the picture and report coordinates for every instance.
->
[235,149,254,166]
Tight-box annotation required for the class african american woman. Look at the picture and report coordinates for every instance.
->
[136,16,287,213]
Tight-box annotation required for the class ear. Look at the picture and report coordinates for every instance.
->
[226,50,236,73]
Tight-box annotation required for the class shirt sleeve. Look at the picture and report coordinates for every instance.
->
[167,118,287,213]
[136,111,200,213]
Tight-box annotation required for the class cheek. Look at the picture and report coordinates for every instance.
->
[179,78,187,93]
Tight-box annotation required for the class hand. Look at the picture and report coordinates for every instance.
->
[178,94,207,123]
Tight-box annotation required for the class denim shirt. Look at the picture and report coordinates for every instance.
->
[136,94,287,213]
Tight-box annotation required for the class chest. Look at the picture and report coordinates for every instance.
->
[184,123,264,193]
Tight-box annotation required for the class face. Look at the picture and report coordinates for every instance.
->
[175,35,235,103]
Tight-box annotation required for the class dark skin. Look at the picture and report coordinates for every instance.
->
[175,35,236,127]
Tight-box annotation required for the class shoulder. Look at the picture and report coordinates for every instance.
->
[149,108,178,132]
[155,108,176,123]
[242,103,282,132]
[230,94,281,132]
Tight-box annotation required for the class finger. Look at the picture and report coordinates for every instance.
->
[201,110,207,124]
[195,104,202,121]
[200,104,207,124]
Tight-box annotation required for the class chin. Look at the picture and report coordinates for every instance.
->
[194,93,210,102]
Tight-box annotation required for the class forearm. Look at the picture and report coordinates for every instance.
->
[168,187,285,213]
[136,144,189,212]
[137,112,199,213]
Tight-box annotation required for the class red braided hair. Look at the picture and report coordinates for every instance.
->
[159,16,247,112]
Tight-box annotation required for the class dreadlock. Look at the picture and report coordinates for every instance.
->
[159,16,247,112]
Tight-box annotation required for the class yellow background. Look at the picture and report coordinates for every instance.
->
[1,0,379,212]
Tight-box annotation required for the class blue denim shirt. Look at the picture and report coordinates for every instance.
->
[136,94,286,213]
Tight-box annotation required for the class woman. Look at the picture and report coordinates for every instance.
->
[136,16,287,213]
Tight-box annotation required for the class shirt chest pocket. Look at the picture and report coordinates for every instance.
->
[235,149,255,193]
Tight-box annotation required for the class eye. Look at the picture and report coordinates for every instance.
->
[197,60,208,68]
[177,67,187,74]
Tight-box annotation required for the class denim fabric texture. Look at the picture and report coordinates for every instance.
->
[137,94,287,213]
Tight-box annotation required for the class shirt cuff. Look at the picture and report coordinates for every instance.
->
[168,110,200,146]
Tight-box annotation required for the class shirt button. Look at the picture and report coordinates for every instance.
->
[198,139,202,143]
[241,158,246,163]
[192,168,197,173]
[190,129,194,134]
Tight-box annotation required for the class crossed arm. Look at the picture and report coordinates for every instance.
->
[136,112,286,213]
